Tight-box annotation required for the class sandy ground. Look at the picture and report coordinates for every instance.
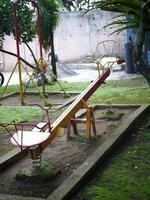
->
[0,107,135,198]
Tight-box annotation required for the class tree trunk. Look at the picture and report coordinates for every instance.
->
[135,0,150,86]
[50,29,57,79]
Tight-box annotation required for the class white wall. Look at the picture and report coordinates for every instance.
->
[54,10,126,63]
[0,10,126,71]
[0,36,41,71]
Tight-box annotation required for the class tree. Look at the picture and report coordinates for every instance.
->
[61,0,91,11]
[0,0,37,65]
[0,0,60,77]
[91,0,150,85]
[0,0,13,47]
[37,0,60,77]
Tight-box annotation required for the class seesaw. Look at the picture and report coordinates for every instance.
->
[8,68,110,160]
[0,68,110,161]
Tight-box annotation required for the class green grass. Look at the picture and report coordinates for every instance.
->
[0,106,43,123]
[75,115,150,200]
[0,85,18,95]
[0,77,149,134]
[0,77,149,104]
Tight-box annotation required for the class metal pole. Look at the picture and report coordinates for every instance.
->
[37,7,43,62]
[37,7,46,97]
[13,2,24,105]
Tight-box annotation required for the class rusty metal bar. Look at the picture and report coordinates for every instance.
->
[13,2,24,105]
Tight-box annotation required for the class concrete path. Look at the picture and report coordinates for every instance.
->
[1,63,141,86]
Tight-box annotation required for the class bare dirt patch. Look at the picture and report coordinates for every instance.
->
[0,92,77,106]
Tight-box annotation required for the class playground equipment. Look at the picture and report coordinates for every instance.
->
[0,0,68,104]
[0,68,110,161]
[0,104,51,150]
[0,0,46,105]
[7,68,110,160]
[93,40,125,76]
[0,38,126,162]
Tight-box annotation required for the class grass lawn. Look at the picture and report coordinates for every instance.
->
[0,106,43,123]
[0,76,150,104]
[74,114,150,200]
[0,76,149,129]
[31,76,150,104]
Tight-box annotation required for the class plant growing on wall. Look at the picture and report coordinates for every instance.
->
[91,0,150,85]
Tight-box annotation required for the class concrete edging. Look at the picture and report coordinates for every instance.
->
[47,104,149,200]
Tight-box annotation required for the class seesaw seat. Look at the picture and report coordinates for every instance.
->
[10,130,50,148]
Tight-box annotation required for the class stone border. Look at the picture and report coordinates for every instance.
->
[0,104,149,200]
[47,104,149,200]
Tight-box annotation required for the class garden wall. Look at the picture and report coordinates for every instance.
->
[0,10,126,71]
[54,10,126,63]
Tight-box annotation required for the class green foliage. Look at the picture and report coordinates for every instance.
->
[0,0,13,44]
[93,0,141,33]
[0,0,60,77]
[37,0,59,51]
[37,158,55,177]
[0,0,36,45]
[0,0,59,56]
[61,0,91,11]
[16,1,36,44]
[90,0,150,84]
[91,0,150,34]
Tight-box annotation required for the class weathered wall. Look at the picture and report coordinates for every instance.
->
[0,10,126,71]
[54,10,126,63]
[0,36,40,71]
